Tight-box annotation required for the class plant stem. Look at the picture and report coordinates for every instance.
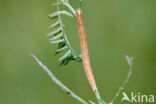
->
[111,61,133,104]
[95,90,104,104]
[111,56,134,104]
[80,0,82,9]
[31,54,88,104]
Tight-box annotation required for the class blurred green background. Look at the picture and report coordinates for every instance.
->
[0,0,156,104]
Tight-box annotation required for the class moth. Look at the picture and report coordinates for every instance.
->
[76,9,97,91]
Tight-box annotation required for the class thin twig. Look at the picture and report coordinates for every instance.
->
[31,54,88,104]
[111,55,134,104]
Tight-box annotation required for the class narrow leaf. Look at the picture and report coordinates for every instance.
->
[50,39,64,44]
[49,11,74,18]
[50,32,63,41]
[56,45,68,52]
[60,55,73,65]
[55,42,67,55]
[59,49,71,61]
[47,28,62,37]
[48,21,60,28]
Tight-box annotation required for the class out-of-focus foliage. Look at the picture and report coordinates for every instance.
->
[0,0,155,104]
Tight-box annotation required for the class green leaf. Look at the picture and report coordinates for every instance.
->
[50,39,64,44]
[56,45,68,52]
[47,28,62,36]
[49,11,74,19]
[59,49,71,61]
[55,42,66,55]
[60,54,82,65]
[60,55,73,65]
[48,21,60,28]
[50,32,63,41]
[47,1,81,65]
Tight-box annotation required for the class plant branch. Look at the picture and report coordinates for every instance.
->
[31,54,88,104]
[110,55,134,104]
